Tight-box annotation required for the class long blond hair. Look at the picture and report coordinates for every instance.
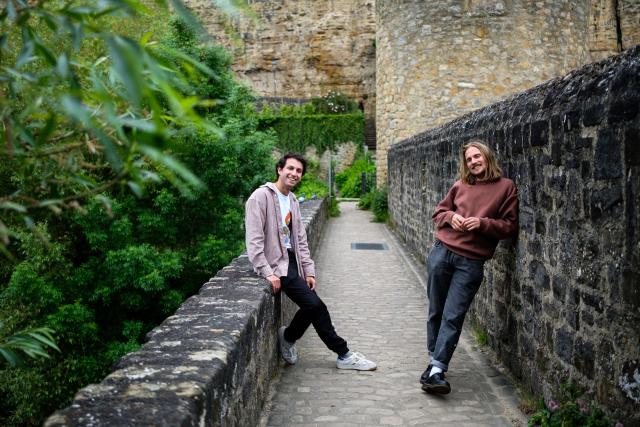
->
[459,140,502,184]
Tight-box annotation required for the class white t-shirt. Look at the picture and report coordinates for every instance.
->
[275,188,292,249]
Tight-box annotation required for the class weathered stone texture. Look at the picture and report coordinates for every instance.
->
[589,0,622,59]
[376,0,594,186]
[303,141,359,180]
[184,0,376,116]
[620,0,640,50]
[45,198,329,427]
[387,46,640,424]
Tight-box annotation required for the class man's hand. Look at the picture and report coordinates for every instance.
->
[306,276,316,291]
[462,217,481,231]
[451,213,466,231]
[267,275,281,294]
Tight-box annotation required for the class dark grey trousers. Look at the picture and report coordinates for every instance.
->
[281,250,349,356]
[426,240,485,371]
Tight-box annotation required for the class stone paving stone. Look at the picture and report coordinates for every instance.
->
[260,202,527,427]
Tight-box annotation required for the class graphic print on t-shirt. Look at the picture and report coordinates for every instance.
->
[276,188,292,249]
[283,211,292,247]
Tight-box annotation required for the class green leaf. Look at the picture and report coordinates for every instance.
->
[139,145,205,191]
[211,0,256,19]
[27,329,60,352]
[0,219,10,244]
[16,38,35,68]
[0,201,27,213]
[56,53,70,78]
[23,215,34,229]
[5,0,17,21]
[35,114,57,147]
[167,0,203,34]
[127,180,143,197]
[106,35,145,106]
[70,22,84,51]
[0,347,19,367]
[161,46,217,78]
[61,95,124,171]
[33,38,57,66]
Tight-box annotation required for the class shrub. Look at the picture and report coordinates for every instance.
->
[311,91,359,114]
[358,191,374,210]
[372,187,389,223]
[335,159,376,198]
[296,174,329,199]
[528,383,620,427]
[329,198,341,217]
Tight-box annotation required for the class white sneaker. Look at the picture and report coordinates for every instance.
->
[278,326,298,364]
[336,351,377,371]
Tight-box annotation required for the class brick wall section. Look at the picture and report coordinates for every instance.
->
[45,198,329,427]
[387,46,639,424]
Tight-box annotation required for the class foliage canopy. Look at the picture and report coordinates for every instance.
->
[0,2,274,425]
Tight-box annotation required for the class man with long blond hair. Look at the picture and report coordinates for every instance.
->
[420,140,519,394]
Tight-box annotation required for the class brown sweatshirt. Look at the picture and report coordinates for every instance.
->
[433,177,519,260]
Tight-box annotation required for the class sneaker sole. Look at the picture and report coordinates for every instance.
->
[421,383,451,394]
[336,365,377,371]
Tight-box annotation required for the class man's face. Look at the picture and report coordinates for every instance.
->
[465,146,487,177]
[277,158,304,190]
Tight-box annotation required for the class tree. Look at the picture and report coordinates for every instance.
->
[0,0,245,257]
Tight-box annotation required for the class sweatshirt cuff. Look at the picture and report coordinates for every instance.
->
[259,266,274,278]
[445,211,455,224]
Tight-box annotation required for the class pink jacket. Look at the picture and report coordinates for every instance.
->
[245,182,316,279]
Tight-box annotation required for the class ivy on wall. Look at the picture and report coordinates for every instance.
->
[257,92,364,153]
[258,113,364,153]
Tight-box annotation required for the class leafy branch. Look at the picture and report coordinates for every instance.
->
[0,0,237,255]
[0,324,60,367]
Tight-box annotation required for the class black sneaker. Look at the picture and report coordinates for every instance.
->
[421,372,451,394]
[419,364,432,385]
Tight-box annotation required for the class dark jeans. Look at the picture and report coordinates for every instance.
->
[426,240,484,371]
[281,251,349,356]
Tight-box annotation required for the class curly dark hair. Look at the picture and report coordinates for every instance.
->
[275,152,307,178]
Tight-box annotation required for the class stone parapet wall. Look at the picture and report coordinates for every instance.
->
[45,198,329,427]
[387,46,639,424]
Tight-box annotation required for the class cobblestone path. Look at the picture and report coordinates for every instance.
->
[261,202,526,427]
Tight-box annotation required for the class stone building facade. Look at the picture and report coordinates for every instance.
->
[376,0,639,185]
[387,46,640,425]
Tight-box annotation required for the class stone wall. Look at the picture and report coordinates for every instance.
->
[303,142,359,180]
[387,47,640,424]
[376,0,595,186]
[376,0,640,186]
[184,0,376,119]
[621,0,640,50]
[45,198,330,427]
